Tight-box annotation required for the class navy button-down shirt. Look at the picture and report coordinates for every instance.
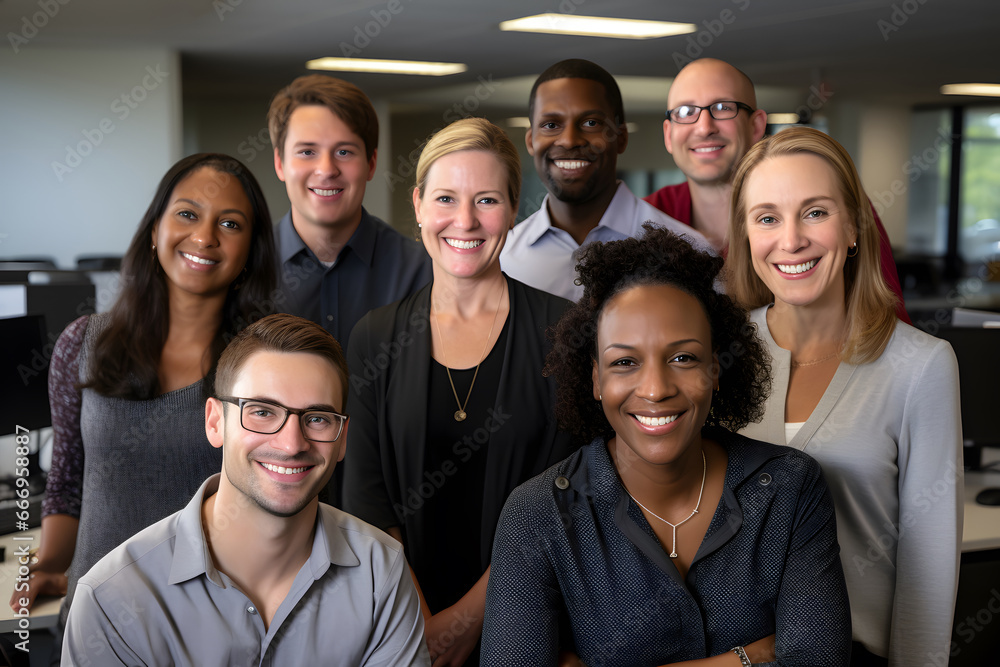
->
[482,428,852,667]
[274,208,431,349]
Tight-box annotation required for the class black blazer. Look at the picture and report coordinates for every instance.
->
[342,275,579,571]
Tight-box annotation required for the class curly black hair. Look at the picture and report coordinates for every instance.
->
[544,224,771,443]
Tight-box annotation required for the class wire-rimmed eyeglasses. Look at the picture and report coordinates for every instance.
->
[217,396,348,442]
[666,101,755,124]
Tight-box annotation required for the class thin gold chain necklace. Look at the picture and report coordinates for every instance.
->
[432,278,505,422]
[791,351,840,367]
[623,450,707,559]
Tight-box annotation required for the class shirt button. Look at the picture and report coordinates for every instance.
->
[758,473,772,486]
[326,315,334,322]
[247,605,257,615]
[554,476,570,490]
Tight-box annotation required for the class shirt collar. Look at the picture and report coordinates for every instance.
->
[573,429,787,576]
[168,475,361,587]
[596,182,648,236]
[345,207,378,268]
[311,505,362,577]
[519,197,557,247]
[169,474,224,586]
[572,427,787,504]
[277,211,307,264]
[522,182,642,247]
[277,208,379,268]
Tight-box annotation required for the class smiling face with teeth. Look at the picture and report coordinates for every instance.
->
[414,149,514,283]
[743,153,857,311]
[664,59,766,188]
[206,349,346,519]
[526,77,627,205]
[592,283,718,472]
[151,167,253,301]
[274,105,377,242]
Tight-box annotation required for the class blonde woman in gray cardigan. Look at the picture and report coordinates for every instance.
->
[726,127,962,667]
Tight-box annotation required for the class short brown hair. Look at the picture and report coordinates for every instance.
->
[726,127,898,364]
[414,117,522,210]
[215,313,349,408]
[267,74,378,161]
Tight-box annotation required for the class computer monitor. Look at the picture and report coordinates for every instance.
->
[933,327,1000,468]
[0,314,52,433]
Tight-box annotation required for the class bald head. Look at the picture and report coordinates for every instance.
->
[668,58,757,110]
[663,58,766,188]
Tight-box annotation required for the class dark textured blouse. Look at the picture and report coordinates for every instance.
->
[482,429,852,667]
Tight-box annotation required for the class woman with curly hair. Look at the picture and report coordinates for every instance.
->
[481,225,851,667]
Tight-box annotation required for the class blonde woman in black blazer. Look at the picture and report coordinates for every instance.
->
[342,118,578,667]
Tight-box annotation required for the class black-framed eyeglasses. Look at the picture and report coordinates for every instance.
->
[666,101,755,124]
[217,396,348,442]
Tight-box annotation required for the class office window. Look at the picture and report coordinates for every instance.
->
[905,110,951,255]
[960,108,1000,266]
[906,106,1000,275]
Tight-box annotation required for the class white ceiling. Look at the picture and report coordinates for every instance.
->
[3,0,998,107]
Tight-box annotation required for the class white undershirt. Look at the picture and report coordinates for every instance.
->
[785,421,805,443]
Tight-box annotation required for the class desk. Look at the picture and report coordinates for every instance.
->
[952,449,1000,666]
[0,529,62,634]
[962,449,1000,552]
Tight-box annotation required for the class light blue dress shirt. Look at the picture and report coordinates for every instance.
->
[500,182,713,302]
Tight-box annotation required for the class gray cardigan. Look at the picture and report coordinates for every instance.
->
[741,306,963,666]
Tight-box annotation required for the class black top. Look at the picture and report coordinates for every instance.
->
[342,275,581,582]
[423,317,510,613]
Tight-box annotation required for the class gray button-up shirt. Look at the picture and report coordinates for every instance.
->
[63,475,430,667]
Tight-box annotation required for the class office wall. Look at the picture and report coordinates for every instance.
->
[182,91,290,224]
[829,100,912,247]
[855,103,912,246]
[1,47,182,268]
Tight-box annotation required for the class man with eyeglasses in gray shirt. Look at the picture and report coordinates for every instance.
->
[62,314,429,666]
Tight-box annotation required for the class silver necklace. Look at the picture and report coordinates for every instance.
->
[624,450,707,558]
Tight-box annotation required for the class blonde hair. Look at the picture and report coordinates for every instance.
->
[726,127,897,364]
[414,117,521,208]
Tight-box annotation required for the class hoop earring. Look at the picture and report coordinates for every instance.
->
[847,242,858,258]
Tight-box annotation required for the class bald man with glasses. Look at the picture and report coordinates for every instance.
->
[647,58,909,320]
